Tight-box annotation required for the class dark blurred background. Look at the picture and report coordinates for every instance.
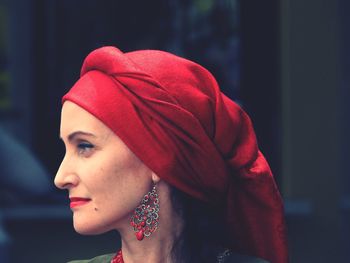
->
[0,0,348,262]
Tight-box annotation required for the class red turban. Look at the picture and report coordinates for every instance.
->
[62,46,288,263]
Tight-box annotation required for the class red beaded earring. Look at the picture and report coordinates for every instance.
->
[130,184,159,240]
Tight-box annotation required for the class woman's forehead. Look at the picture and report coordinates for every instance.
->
[60,101,111,138]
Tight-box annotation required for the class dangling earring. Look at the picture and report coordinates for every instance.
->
[130,184,159,241]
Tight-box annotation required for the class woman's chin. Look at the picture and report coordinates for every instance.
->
[73,220,108,235]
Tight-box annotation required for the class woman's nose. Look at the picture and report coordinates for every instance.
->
[54,155,78,190]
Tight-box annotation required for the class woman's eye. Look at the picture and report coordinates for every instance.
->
[77,142,94,155]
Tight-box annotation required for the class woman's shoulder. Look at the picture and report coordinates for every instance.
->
[67,253,114,263]
[218,249,270,263]
[66,250,269,263]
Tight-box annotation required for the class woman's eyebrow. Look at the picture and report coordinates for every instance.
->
[60,131,96,142]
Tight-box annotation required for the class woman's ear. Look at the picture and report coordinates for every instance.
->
[152,172,161,184]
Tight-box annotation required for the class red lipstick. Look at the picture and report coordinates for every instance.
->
[70,197,91,208]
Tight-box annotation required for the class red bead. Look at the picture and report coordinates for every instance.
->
[136,229,144,241]
[141,221,145,227]
[112,250,124,263]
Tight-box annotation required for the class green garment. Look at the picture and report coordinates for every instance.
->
[68,253,114,263]
[68,251,269,263]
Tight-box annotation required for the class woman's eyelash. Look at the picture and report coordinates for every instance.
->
[77,142,94,154]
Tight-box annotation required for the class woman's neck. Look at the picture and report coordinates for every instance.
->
[117,181,184,263]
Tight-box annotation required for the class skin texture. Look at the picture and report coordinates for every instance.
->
[55,101,183,263]
[55,101,156,235]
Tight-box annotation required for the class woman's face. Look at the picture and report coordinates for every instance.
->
[55,101,154,235]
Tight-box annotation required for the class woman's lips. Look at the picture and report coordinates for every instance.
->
[70,197,91,208]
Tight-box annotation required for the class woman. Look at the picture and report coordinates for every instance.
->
[55,46,288,263]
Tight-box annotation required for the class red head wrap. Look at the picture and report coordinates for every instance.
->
[62,46,288,263]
